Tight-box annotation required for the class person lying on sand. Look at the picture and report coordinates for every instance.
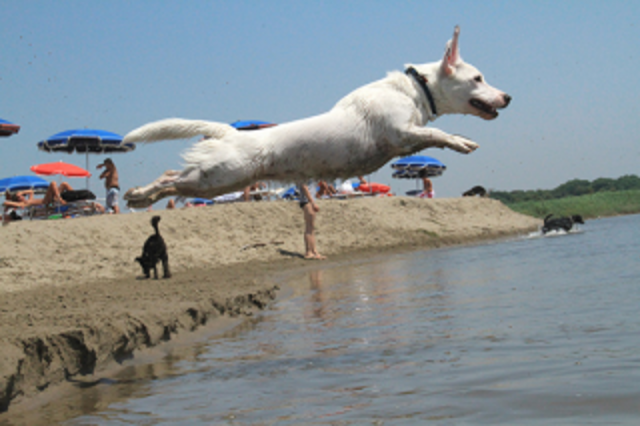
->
[3,181,70,211]
[316,181,337,199]
[243,181,267,202]
[3,182,105,219]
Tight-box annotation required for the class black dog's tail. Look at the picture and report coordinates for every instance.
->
[151,215,161,236]
[543,214,553,224]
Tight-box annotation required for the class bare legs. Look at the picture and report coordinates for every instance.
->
[3,182,69,209]
[42,181,72,205]
[303,202,326,260]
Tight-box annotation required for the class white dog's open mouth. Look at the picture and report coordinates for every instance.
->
[469,99,499,119]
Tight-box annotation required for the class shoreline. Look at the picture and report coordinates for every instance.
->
[0,197,540,412]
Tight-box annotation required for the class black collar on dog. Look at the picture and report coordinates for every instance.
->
[405,67,438,116]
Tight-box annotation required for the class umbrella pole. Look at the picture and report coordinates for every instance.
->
[86,152,90,190]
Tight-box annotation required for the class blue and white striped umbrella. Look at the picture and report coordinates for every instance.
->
[0,118,20,137]
[37,129,134,189]
[391,155,446,179]
[37,129,134,154]
[0,175,49,194]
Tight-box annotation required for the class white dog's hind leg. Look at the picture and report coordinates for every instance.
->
[402,126,479,154]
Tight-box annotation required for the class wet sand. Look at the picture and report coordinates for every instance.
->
[0,196,540,412]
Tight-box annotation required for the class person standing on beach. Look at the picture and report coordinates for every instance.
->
[298,183,326,260]
[419,177,435,199]
[97,158,120,214]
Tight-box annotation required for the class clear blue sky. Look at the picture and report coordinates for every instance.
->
[2,1,639,200]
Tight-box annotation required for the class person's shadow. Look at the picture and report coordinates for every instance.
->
[277,248,305,259]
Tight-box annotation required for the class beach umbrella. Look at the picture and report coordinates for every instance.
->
[230,120,277,130]
[390,155,446,179]
[0,175,49,194]
[37,129,134,188]
[0,118,20,137]
[30,161,91,178]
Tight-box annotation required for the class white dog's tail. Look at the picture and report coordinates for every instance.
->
[123,118,236,143]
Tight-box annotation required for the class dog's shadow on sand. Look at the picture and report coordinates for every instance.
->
[277,249,305,259]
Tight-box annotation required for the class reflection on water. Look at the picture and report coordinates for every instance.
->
[4,215,640,425]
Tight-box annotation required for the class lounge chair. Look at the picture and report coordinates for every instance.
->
[27,199,102,220]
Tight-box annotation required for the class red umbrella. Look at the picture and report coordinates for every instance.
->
[30,161,91,178]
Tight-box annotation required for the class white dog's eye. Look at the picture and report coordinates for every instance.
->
[474,75,483,83]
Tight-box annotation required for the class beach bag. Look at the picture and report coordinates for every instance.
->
[61,189,96,202]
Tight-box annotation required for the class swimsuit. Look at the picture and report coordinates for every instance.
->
[298,183,310,208]
[106,187,119,211]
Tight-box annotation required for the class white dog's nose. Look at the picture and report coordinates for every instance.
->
[503,94,512,107]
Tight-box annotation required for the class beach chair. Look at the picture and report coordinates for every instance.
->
[27,200,101,220]
[27,189,102,220]
[2,191,34,223]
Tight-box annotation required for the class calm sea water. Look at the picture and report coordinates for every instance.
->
[9,215,640,425]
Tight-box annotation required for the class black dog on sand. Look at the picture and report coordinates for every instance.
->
[462,185,487,197]
[136,216,171,279]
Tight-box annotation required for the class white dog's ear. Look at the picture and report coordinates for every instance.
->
[440,25,461,76]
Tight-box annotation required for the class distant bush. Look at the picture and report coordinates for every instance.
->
[490,174,640,204]
[504,190,640,219]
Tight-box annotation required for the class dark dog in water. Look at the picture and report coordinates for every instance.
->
[136,215,171,279]
[541,214,584,234]
[462,185,487,197]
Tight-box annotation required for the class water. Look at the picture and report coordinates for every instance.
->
[11,215,640,425]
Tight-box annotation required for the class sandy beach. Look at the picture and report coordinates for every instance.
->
[0,196,540,412]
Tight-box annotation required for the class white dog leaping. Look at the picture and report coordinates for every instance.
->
[123,26,510,208]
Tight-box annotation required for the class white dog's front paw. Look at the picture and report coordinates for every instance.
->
[125,179,180,208]
[124,187,144,201]
[124,187,153,208]
[449,135,479,153]
[124,185,160,207]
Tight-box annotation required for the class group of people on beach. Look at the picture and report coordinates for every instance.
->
[4,158,436,262]
[2,158,121,222]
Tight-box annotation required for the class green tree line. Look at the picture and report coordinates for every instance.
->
[489,174,640,204]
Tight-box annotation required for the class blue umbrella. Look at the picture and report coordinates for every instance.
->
[0,118,20,137]
[0,175,49,194]
[390,155,446,179]
[191,197,214,206]
[37,129,134,154]
[279,186,299,200]
[37,129,135,189]
[230,120,276,131]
